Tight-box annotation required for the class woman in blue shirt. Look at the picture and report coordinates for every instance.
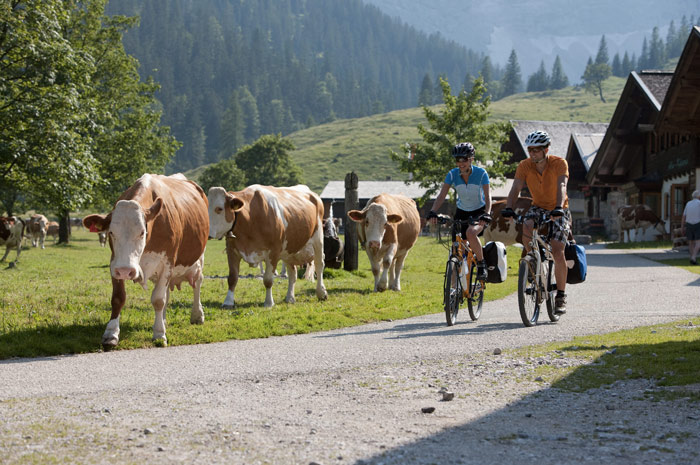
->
[427,142,492,280]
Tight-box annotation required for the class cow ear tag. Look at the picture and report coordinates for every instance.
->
[89,224,101,233]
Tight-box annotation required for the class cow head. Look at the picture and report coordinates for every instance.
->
[83,198,163,282]
[347,203,402,253]
[207,186,245,240]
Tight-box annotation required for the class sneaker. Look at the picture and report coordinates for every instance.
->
[477,261,488,281]
[554,293,567,314]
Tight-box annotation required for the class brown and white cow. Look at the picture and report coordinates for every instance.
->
[208,184,328,308]
[27,214,48,249]
[0,216,25,263]
[46,221,59,243]
[617,204,666,242]
[83,173,209,349]
[98,231,107,247]
[347,193,420,292]
[483,197,533,246]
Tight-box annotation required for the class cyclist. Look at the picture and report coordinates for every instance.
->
[501,130,571,314]
[426,142,492,280]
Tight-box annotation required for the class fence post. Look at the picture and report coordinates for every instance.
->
[344,171,359,271]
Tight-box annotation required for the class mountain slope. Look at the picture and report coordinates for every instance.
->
[187,77,625,192]
[365,0,697,82]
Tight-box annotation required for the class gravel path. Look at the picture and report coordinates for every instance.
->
[1,244,699,464]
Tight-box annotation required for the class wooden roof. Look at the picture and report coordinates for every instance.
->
[585,71,673,186]
[656,26,700,134]
[503,120,609,166]
[566,133,605,189]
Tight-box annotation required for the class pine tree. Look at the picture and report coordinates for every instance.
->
[595,35,609,65]
[418,73,433,106]
[526,60,549,92]
[648,27,666,69]
[501,49,522,97]
[621,52,632,76]
[666,20,679,58]
[640,38,649,70]
[549,55,569,89]
[611,53,622,77]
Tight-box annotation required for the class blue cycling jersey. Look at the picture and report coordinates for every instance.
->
[444,165,489,212]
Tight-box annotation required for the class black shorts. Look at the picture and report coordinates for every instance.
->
[453,207,485,242]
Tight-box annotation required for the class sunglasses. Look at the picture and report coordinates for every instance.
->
[455,157,471,163]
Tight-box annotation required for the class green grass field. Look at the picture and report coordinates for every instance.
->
[0,230,522,359]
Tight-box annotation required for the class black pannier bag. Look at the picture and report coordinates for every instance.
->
[565,242,587,284]
[482,241,507,283]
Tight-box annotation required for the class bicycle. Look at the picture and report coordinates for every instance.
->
[438,216,485,326]
[515,212,560,327]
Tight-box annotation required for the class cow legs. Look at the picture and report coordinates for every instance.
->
[313,228,327,301]
[223,238,241,309]
[0,246,10,262]
[151,279,168,346]
[103,279,127,350]
[263,259,276,307]
[190,257,205,325]
[375,245,396,292]
[285,263,297,304]
[390,250,408,291]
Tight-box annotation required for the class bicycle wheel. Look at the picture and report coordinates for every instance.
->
[518,256,540,327]
[443,258,461,326]
[545,260,560,322]
[467,260,484,321]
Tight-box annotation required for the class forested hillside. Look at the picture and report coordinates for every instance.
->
[106,0,484,172]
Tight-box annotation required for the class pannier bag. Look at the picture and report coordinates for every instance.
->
[483,241,507,283]
[565,242,587,284]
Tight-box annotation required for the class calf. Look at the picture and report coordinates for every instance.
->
[323,217,344,269]
[617,204,666,242]
[47,221,59,243]
[208,184,328,308]
[83,173,209,349]
[0,216,25,263]
[27,214,48,249]
[347,193,420,292]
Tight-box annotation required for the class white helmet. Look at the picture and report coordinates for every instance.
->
[524,130,551,147]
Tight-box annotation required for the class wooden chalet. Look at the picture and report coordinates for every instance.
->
[586,26,700,241]
[502,120,608,233]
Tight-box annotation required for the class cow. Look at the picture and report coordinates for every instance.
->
[207,184,328,308]
[98,231,107,247]
[483,197,533,246]
[347,193,420,292]
[323,217,344,269]
[617,204,666,242]
[82,173,209,349]
[46,221,59,243]
[0,216,25,263]
[26,214,48,249]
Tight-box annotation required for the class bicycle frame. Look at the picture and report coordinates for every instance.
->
[447,219,483,300]
[520,214,554,301]
[516,212,559,326]
[439,216,486,325]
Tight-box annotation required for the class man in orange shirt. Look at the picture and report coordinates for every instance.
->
[501,130,571,314]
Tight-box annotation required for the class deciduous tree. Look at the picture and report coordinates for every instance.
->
[390,77,511,204]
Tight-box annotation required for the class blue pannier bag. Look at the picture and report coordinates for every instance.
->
[565,242,587,284]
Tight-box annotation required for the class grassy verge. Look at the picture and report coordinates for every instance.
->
[0,231,521,359]
[511,318,700,398]
[605,240,673,249]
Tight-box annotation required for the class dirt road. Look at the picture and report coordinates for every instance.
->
[1,245,699,464]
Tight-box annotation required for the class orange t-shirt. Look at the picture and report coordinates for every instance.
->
[514,155,569,210]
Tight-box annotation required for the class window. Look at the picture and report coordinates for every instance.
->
[671,185,687,218]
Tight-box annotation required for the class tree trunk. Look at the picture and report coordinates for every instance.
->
[58,210,71,244]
